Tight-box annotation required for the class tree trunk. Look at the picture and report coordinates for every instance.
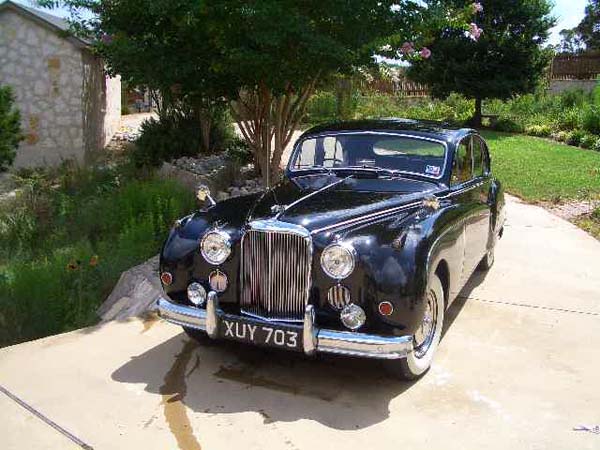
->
[231,76,319,187]
[471,98,483,128]
[195,106,212,154]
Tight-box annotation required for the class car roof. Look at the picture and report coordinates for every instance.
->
[302,118,475,143]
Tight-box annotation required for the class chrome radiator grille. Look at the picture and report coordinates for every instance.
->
[240,225,312,322]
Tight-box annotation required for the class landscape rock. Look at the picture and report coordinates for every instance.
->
[97,255,162,322]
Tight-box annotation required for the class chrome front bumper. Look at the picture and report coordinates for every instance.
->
[157,292,413,360]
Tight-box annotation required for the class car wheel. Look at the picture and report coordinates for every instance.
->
[478,243,495,271]
[183,327,214,345]
[385,274,445,380]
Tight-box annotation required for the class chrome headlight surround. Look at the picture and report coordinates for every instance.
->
[200,230,232,265]
[320,242,356,280]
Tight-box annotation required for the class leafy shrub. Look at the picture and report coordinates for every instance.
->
[551,130,570,142]
[133,108,235,168]
[493,117,524,133]
[304,91,338,125]
[581,105,600,134]
[0,165,195,346]
[132,115,201,167]
[225,136,253,166]
[355,93,404,119]
[0,85,23,171]
[566,129,586,146]
[579,134,598,149]
[557,107,582,131]
[525,124,552,137]
[560,89,589,108]
[594,139,600,152]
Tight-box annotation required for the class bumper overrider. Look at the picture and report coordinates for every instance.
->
[157,292,413,359]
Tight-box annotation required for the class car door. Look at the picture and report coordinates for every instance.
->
[469,135,493,268]
[449,136,477,287]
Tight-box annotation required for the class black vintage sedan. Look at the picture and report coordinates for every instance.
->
[157,118,505,379]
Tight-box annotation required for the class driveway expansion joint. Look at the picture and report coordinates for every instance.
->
[459,295,600,317]
[0,384,94,450]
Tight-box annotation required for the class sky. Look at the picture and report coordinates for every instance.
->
[13,0,590,47]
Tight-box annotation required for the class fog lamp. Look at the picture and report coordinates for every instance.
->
[209,270,228,292]
[340,304,366,331]
[187,282,207,306]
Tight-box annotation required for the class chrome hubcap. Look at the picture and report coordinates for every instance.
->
[413,290,438,358]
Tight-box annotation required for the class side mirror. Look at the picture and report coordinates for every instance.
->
[196,184,216,208]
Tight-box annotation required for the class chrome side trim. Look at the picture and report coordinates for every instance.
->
[157,297,413,360]
[311,200,423,234]
[311,182,482,235]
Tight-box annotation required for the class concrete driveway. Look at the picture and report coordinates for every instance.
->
[1,196,600,450]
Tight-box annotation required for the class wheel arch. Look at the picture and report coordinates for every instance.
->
[434,259,450,308]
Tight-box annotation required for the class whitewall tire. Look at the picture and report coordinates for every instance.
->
[386,274,445,380]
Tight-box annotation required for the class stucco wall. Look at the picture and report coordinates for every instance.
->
[548,79,598,95]
[103,73,121,147]
[0,9,85,167]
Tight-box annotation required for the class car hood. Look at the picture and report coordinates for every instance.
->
[246,174,441,234]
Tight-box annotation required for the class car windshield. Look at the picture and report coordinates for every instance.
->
[290,133,446,178]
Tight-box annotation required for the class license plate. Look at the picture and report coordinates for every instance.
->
[219,315,303,352]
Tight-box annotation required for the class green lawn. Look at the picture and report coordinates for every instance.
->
[481,131,600,202]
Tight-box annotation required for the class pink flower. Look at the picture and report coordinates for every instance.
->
[472,2,483,13]
[400,41,415,55]
[419,47,432,59]
[469,23,483,40]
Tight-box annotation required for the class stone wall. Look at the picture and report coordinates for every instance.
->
[0,8,121,168]
[0,9,85,167]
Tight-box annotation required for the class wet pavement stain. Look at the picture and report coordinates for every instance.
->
[139,312,160,334]
[214,365,337,402]
[159,339,202,450]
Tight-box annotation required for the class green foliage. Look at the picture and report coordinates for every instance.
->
[566,129,587,146]
[581,105,600,134]
[579,133,598,149]
[0,85,23,171]
[576,0,600,51]
[353,93,473,125]
[0,163,195,346]
[225,137,253,166]
[494,118,524,133]
[304,91,338,125]
[132,109,235,168]
[485,88,600,149]
[524,124,552,137]
[407,0,555,124]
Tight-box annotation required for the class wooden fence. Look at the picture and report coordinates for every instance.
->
[550,53,600,80]
[358,77,430,98]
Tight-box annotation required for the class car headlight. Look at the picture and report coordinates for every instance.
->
[200,230,231,265]
[320,243,356,279]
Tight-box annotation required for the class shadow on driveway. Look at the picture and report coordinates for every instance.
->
[111,269,488,445]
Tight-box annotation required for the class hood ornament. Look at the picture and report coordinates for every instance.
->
[271,204,286,215]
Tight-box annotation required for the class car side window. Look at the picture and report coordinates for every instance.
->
[451,137,473,185]
[323,137,343,167]
[471,136,484,178]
